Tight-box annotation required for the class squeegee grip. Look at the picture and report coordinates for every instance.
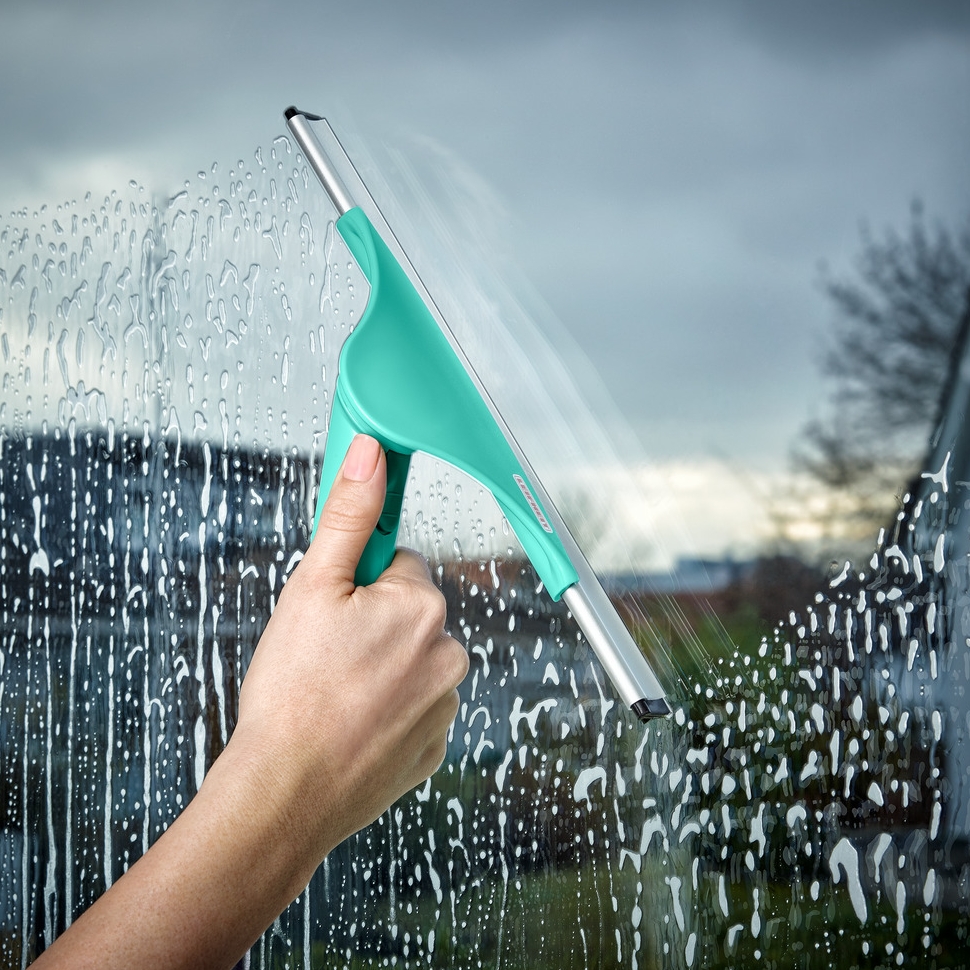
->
[311,392,412,586]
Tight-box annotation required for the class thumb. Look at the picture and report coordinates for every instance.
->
[307,434,387,587]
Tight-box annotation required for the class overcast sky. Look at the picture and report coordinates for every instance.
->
[2,0,968,562]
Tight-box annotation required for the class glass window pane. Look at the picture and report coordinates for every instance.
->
[2,136,968,969]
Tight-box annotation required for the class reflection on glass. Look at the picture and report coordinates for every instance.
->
[1,140,967,969]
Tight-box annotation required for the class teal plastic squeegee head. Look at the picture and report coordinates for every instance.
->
[285,107,671,722]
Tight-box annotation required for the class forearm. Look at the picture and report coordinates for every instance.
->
[33,738,321,970]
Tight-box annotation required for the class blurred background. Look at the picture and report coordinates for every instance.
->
[3,0,967,575]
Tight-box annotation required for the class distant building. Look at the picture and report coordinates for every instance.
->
[606,557,756,596]
[0,428,312,937]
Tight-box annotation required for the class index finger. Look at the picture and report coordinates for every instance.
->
[379,548,435,584]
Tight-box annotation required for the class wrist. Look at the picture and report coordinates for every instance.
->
[208,725,340,893]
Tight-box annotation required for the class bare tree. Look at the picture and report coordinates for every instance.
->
[793,201,970,553]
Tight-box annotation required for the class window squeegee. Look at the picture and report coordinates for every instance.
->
[285,107,671,722]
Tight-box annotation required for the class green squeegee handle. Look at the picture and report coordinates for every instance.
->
[310,206,579,599]
[312,391,413,588]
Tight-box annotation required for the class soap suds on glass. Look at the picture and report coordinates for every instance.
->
[1,134,968,968]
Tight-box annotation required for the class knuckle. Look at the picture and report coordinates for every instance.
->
[444,640,470,686]
[447,686,462,719]
[397,578,446,638]
[423,587,448,631]
[320,494,363,535]
[398,548,433,579]
[421,737,448,779]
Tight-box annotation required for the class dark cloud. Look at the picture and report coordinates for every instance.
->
[710,0,970,59]
[1,0,966,472]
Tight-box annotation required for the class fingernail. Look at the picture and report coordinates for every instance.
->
[343,434,381,482]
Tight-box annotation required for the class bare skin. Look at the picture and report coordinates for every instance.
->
[32,434,469,969]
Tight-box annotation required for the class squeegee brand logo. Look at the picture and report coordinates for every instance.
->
[513,474,554,533]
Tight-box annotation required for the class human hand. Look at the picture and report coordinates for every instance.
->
[32,435,467,969]
[225,433,469,877]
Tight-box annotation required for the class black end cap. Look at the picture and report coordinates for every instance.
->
[284,106,324,122]
[632,697,672,722]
